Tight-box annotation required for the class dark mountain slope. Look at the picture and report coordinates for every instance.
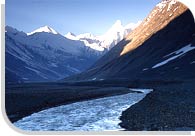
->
[64,1,195,82]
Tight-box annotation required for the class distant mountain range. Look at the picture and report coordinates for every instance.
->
[64,0,195,82]
[5,20,139,83]
[65,20,141,51]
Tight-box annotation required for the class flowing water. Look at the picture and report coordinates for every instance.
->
[14,89,152,131]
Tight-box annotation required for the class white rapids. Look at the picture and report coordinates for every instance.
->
[14,89,152,131]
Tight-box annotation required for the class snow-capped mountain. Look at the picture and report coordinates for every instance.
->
[65,20,141,51]
[6,20,140,83]
[64,0,195,82]
[99,20,140,50]
[5,26,105,83]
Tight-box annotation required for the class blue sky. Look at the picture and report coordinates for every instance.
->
[6,0,160,35]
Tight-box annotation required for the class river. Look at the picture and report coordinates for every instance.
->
[14,89,152,131]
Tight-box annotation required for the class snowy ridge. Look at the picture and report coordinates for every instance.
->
[65,20,141,51]
[27,26,58,35]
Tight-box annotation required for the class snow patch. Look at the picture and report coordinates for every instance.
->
[173,6,179,12]
[169,13,173,16]
[92,78,97,81]
[156,0,167,11]
[190,61,195,64]
[152,44,195,68]
[167,0,177,11]
[129,88,153,94]
[142,68,148,71]
[156,0,177,12]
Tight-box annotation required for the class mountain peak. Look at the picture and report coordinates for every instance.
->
[5,25,18,33]
[27,25,58,35]
[104,20,123,35]
[112,20,122,28]
[5,25,27,37]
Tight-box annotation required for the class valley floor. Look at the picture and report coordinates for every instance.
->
[5,79,195,131]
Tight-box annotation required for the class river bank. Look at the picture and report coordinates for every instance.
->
[119,79,195,131]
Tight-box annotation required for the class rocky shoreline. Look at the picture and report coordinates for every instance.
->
[119,79,195,131]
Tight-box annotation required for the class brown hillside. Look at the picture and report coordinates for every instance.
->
[121,0,188,55]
